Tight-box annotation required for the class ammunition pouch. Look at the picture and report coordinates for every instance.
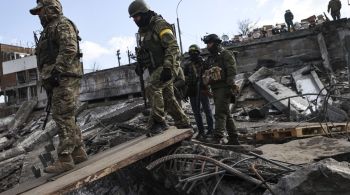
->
[136,48,154,69]
[44,71,82,88]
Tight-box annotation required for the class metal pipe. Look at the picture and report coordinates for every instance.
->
[248,152,295,171]
[146,154,264,186]
[251,164,276,195]
[176,0,184,55]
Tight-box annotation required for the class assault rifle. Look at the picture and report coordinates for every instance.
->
[42,90,52,130]
[135,47,148,108]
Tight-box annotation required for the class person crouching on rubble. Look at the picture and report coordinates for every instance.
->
[183,44,214,140]
[202,34,240,145]
[128,0,191,136]
[30,0,88,174]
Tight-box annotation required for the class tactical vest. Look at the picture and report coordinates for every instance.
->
[138,15,172,73]
[36,16,82,74]
[206,49,232,88]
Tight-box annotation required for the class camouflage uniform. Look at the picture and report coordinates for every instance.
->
[173,66,186,107]
[31,0,87,173]
[130,1,190,133]
[328,0,342,21]
[141,16,190,128]
[203,34,239,144]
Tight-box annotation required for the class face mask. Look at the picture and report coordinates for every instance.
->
[189,52,200,61]
[39,15,50,27]
[208,44,219,54]
[135,12,152,28]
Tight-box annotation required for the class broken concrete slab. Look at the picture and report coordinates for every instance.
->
[234,73,247,93]
[292,65,327,105]
[0,115,15,132]
[17,120,57,152]
[292,66,348,122]
[7,100,37,131]
[248,67,273,83]
[258,136,350,164]
[252,77,312,120]
[265,158,350,195]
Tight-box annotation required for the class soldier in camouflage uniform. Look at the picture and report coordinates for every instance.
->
[30,0,87,173]
[328,0,342,21]
[202,34,240,145]
[129,1,191,136]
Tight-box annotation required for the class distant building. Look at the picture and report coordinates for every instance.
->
[1,55,47,107]
[0,44,36,105]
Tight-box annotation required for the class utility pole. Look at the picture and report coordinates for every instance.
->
[127,50,131,64]
[116,50,121,67]
[176,0,184,55]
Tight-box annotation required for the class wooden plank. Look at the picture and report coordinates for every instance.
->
[24,128,192,195]
[1,135,148,195]
[2,127,192,195]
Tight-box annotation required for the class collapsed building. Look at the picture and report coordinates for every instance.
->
[1,18,350,195]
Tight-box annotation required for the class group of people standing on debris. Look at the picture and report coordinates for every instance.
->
[29,0,240,175]
[28,0,344,174]
[129,1,240,145]
[284,0,342,32]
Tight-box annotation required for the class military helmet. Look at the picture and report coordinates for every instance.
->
[203,34,222,44]
[188,44,200,53]
[30,0,62,15]
[128,0,150,17]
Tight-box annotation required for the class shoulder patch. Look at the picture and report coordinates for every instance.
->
[159,29,173,39]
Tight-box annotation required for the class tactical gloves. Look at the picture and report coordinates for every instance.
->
[231,83,240,94]
[160,68,172,82]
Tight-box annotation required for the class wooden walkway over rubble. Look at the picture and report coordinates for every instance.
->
[1,127,192,195]
[241,122,350,142]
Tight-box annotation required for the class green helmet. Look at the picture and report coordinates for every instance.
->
[188,44,200,53]
[128,0,150,17]
[30,0,62,15]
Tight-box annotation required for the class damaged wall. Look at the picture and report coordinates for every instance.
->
[228,19,350,73]
[79,64,140,102]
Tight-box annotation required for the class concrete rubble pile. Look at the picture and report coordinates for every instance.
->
[2,20,350,195]
[1,57,350,195]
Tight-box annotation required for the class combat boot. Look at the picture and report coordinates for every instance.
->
[72,146,88,164]
[195,132,206,141]
[147,122,166,137]
[206,135,227,144]
[159,121,169,131]
[226,136,240,145]
[44,154,74,174]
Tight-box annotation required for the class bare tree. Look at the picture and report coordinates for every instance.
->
[237,19,258,36]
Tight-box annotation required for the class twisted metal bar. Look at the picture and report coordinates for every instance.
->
[146,154,264,186]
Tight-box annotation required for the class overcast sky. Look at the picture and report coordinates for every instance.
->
[1,0,350,72]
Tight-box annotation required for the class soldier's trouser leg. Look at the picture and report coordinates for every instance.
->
[163,82,190,126]
[213,88,237,137]
[226,111,238,139]
[213,87,231,138]
[190,96,204,133]
[201,95,214,133]
[52,77,82,156]
[146,83,166,124]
